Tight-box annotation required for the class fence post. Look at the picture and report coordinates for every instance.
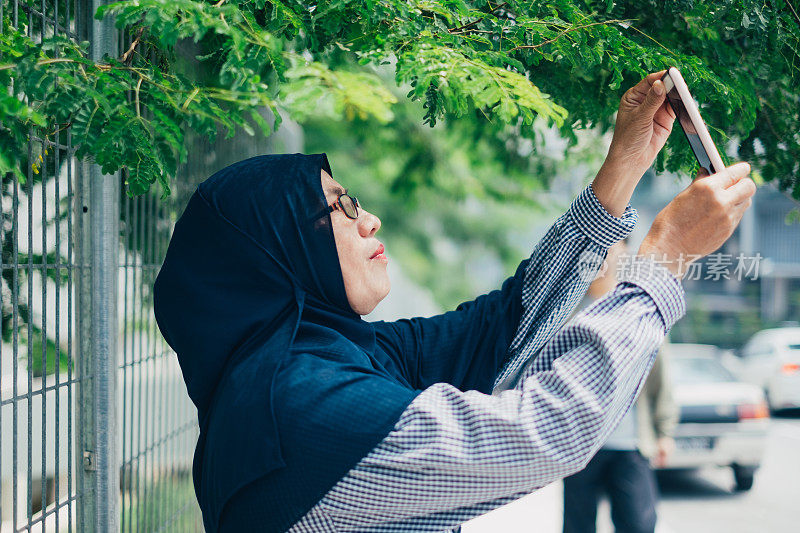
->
[76,1,120,531]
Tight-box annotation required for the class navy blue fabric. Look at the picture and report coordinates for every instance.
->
[372,257,529,394]
[153,153,533,532]
[218,261,530,532]
[152,153,422,532]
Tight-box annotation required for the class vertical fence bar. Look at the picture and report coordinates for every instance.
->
[76,167,120,531]
[76,1,120,531]
[121,192,129,532]
[12,136,20,533]
[26,121,34,533]
[67,130,76,533]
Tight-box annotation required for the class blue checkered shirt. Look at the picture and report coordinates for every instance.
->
[287,184,686,532]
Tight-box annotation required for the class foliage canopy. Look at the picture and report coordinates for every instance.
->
[1,0,798,201]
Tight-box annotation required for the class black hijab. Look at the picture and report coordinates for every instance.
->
[153,153,420,531]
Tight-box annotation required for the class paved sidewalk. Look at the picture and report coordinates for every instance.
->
[462,480,676,533]
[462,481,562,533]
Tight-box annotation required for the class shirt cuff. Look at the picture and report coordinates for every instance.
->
[568,184,638,248]
[618,256,687,330]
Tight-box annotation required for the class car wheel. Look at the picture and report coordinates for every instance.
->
[733,465,756,491]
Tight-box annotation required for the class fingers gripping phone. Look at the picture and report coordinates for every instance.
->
[660,67,726,175]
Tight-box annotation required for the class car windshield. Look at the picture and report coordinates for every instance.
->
[671,356,738,384]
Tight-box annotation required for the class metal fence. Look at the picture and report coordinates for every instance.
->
[1,0,203,530]
[115,183,201,533]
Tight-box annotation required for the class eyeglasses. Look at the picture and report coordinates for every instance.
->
[330,191,360,219]
[311,190,360,222]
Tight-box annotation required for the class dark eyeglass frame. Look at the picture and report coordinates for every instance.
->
[311,191,360,222]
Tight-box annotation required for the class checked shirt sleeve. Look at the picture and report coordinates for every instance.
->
[287,259,686,533]
[491,183,638,392]
[371,183,637,395]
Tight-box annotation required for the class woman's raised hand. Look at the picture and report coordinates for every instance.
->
[604,70,676,177]
[591,70,678,217]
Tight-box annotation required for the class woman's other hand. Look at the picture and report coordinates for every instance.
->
[638,162,756,278]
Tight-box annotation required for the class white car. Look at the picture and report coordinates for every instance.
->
[735,327,800,411]
[657,344,770,491]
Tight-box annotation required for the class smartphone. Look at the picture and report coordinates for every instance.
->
[660,67,725,175]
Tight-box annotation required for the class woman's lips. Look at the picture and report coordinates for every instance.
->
[370,243,388,263]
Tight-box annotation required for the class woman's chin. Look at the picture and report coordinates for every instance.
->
[351,292,387,316]
[380,277,391,300]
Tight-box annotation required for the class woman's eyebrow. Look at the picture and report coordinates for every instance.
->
[325,185,347,197]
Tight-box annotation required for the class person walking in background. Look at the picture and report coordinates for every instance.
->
[562,239,679,533]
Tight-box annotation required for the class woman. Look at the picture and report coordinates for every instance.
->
[153,71,754,532]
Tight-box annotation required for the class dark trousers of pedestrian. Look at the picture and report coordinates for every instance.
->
[562,449,658,533]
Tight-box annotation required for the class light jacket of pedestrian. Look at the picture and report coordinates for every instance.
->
[635,345,679,460]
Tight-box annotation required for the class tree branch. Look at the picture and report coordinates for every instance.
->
[121,27,145,65]
[447,2,509,34]
[782,0,800,27]
[509,19,631,52]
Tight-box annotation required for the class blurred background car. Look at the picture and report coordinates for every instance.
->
[734,327,800,413]
[656,343,770,491]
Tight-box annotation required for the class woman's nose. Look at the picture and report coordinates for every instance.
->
[358,210,381,237]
